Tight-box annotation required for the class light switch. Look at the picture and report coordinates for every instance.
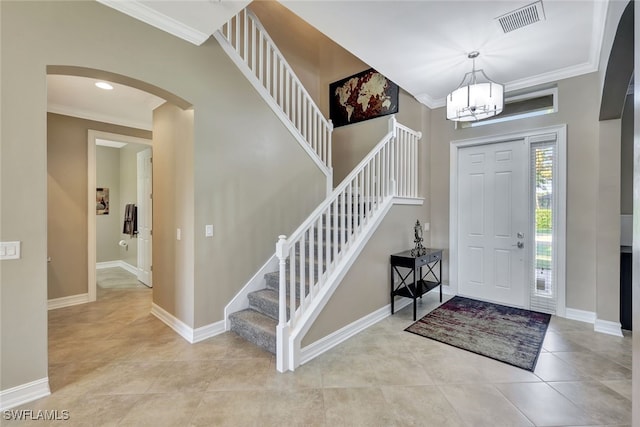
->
[423,222,430,232]
[205,225,214,237]
[176,228,181,241]
[0,241,21,260]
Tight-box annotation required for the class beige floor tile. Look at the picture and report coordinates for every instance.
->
[188,390,264,426]
[549,381,632,425]
[541,331,590,352]
[117,392,203,427]
[439,383,534,426]
[494,382,596,426]
[323,387,398,426]
[553,351,632,381]
[75,360,173,396]
[600,379,633,400]
[533,352,592,382]
[258,388,326,426]
[317,354,380,388]
[381,385,465,426]
[146,360,219,393]
[205,358,272,391]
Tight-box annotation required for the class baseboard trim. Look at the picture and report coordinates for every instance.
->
[193,320,226,343]
[151,303,194,343]
[564,308,623,337]
[150,303,224,344]
[299,299,412,366]
[594,318,624,337]
[0,378,50,411]
[97,260,138,275]
[565,307,596,324]
[48,293,90,311]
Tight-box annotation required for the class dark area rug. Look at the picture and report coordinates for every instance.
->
[405,296,551,371]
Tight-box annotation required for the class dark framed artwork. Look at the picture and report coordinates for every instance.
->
[329,68,399,128]
[96,188,109,215]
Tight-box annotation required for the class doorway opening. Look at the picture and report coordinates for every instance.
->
[88,131,153,301]
[449,125,567,316]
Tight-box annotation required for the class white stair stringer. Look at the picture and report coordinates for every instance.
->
[213,8,333,195]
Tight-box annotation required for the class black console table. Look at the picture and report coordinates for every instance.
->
[390,248,443,321]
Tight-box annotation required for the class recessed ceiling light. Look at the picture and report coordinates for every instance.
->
[95,81,113,90]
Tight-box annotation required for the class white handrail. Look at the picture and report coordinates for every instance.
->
[275,116,422,371]
[218,9,333,177]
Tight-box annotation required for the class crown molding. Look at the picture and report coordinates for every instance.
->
[97,0,210,46]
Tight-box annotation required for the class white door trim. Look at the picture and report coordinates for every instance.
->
[449,124,567,316]
[87,130,152,302]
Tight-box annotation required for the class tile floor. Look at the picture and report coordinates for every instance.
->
[6,269,633,426]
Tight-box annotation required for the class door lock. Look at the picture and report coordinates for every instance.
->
[517,232,524,238]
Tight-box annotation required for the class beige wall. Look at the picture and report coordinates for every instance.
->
[597,120,621,323]
[429,73,614,316]
[153,103,195,325]
[96,146,121,262]
[46,113,150,301]
[3,1,325,391]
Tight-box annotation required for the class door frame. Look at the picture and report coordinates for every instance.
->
[87,130,152,302]
[449,124,567,316]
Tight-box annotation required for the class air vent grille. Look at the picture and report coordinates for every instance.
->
[496,1,546,33]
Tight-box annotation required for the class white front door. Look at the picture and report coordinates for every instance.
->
[457,140,528,307]
[137,148,152,287]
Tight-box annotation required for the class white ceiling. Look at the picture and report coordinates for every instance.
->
[51,0,626,129]
[47,75,165,131]
[280,0,611,107]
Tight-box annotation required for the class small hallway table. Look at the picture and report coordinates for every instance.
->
[390,248,443,321]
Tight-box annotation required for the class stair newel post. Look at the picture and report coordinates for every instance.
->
[389,115,397,196]
[276,234,289,372]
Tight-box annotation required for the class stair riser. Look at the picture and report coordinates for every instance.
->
[228,316,276,354]
[264,271,313,294]
[248,291,292,321]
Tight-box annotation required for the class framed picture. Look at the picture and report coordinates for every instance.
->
[329,68,399,128]
[96,188,109,215]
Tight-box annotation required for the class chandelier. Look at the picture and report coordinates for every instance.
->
[446,51,504,122]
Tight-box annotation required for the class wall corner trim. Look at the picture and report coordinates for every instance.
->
[299,299,413,366]
[0,378,50,411]
[48,293,90,311]
[594,318,624,337]
[150,303,224,344]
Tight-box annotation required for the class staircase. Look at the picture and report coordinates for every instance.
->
[216,8,422,372]
[229,200,361,354]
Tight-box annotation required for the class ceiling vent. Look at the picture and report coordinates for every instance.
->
[496,1,546,33]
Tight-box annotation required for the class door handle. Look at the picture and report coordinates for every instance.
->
[512,241,524,249]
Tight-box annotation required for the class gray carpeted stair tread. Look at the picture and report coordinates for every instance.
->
[248,288,296,320]
[228,309,276,354]
[264,271,315,292]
